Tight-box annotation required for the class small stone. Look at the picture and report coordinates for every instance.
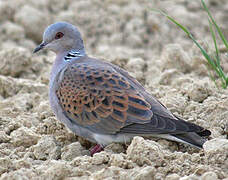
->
[0,47,31,77]
[165,173,181,180]
[201,171,218,180]
[0,2,15,22]
[91,166,124,180]
[14,5,50,42]
[203,138,228,170]
[40,160,73,179]
[92,151,110,165]
[0,157,13,175]
[126,57,145,80]
[109,154,133,169]
[0,168,37,180]
[0,21,25,41]
[0,131,11,143]
[161,44,192,73]
[127,136,166,166]
[179,175,199,180]
[61,142,84,161]
[159,69,182,85]
[10,127,40,148]
[203,138,228,152]
[133,166,156,180]
[187,81,211,103]
[32,135,61,160]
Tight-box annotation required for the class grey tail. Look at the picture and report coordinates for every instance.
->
[172,131,210,149]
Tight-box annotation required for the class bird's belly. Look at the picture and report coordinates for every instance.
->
[92,133,133,146]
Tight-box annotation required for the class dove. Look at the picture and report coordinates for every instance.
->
[34,22,211,155]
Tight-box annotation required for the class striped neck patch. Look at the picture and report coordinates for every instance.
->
[64,49,86,61]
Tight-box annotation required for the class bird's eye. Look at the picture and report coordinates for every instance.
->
[55,32,64,39]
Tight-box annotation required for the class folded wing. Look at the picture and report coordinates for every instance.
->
[56,61,153,134]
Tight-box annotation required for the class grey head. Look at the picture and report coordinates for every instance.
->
[34,22,85,54]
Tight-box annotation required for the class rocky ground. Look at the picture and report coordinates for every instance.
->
[0,0,227,179]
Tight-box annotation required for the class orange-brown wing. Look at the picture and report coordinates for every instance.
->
[56,62,153,134]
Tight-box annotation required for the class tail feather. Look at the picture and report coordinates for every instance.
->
[171,116,211,148]
[196,129,211,137]
[172,132,209,149]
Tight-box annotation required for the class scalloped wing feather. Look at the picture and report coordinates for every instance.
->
[56,61,153,134]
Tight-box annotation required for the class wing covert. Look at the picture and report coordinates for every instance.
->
[56,62,153,134]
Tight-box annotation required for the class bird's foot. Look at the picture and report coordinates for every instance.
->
[90,144,104,156]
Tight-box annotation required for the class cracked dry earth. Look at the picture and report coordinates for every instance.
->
[0,0,227,179]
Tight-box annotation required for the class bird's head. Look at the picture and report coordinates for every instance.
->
[33,22,84,54]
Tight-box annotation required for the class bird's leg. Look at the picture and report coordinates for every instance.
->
[90,144,104,156]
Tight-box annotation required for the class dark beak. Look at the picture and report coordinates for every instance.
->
[33,42,47,53]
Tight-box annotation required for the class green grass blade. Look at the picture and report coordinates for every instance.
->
[208,18,228,87]
[156,11,217,69]
[201,0,228,50]
[156,10,218,73]
[208,66,219,89]
[209,19,220,65]
[153,10,192,37]
[191,37,218,70]
[153,5,228,88]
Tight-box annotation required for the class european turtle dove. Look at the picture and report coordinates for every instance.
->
[34,22,211,155]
